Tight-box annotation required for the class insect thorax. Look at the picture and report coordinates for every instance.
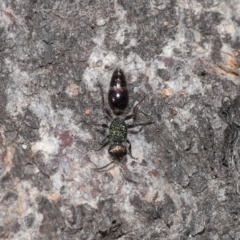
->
[109,117,127,143]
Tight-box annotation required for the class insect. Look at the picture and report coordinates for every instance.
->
[90,68,154,171]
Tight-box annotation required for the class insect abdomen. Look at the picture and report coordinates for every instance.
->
[108,68,129,115]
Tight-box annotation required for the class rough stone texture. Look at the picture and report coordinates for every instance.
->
[0,0,240,239]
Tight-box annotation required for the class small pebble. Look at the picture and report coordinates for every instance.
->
[22,144,27,149]
[96,18,106,26]
[164,21,169,26]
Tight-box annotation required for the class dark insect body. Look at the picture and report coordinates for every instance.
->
[108,117,127,159]
[108,68,129,115]
[109,117,127,142]
[91,68,154,172]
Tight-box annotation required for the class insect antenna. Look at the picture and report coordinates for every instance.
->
[92,160,115,172]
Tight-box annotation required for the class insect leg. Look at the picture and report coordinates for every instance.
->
[119,158,138,184]
[124,96,146,121]
[82,119,108,135]
[94,139,110,151]
[126,139,137,160]
[127,121,154,129]
[88,122,108,128]
[92,160,115,171]
[99,135,109,145]
[97,81,112,119]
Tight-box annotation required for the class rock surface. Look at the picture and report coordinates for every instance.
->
[0,0,240,239]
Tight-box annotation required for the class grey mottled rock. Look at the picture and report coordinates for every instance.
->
[0,0,240,239]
